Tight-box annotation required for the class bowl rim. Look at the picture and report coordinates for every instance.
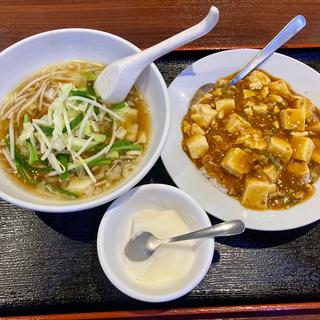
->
[96,183,214,302]
[0,28,170,213]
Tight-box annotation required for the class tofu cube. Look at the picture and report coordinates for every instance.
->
[211,87,223,97]
[190,104,200,114]
[241,179,271,210]
[243,89,256,98]
[190,104,217,128]
[267,136,293,163]
[307,120,320,133]
[221,148,250,176]
[287,162,310,176]
[216,78,228,86]
[215,99,235,117]
[252,104,268,114]
[290,131,308,137]
[182,120,191,134]
[186,134,209,159]
[246,70,271,90]
[199,104,217,125]
[190,113,204,127]
[260,86,269,98]
[280,108,305,131]
[263,164,281,182]
[226,113,251,134]
[235,128,267,150]
[198,93,212,104]
[294,97,314,122]
[269,80,291,96]
[269,94,284,104]
[248,82,262,90]
[248,70,271,86]
[311,149,320,164]
[291,136,315,163]
[244,107,253,117]
[191,123,205,135]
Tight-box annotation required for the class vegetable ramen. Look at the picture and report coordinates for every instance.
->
[182,70,320,210]
[0,60,150,199]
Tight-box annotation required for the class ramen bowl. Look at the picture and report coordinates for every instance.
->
[0,29,169,212]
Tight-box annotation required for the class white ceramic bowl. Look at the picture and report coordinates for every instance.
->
[97,184,214,302]
[0,29,169,212]
[162,49,320,231]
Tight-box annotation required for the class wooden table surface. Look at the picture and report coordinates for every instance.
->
[0,1,319,320]
[0,0,319,52]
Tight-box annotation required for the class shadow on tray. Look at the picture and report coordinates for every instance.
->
[35,202,111,243]
[210,215,319,249]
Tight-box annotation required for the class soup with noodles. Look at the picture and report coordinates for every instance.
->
[0,60,150,200]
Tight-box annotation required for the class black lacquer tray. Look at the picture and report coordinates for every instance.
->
[0,49,319,317]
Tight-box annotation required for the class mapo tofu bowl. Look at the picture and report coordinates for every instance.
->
[0,29,169,212]
[162,49,320,230]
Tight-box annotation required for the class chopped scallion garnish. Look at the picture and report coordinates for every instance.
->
[69,90,93,100]
[57,154,69,180]
[268,155,282,170]
[63,113,84,133]
[110,140,142,152]
[47,184,79,199]
[23,114,30,123]
[27,140,38,165]
[87,156,112,167]
[38,125,54,136]
[110,101,129,113]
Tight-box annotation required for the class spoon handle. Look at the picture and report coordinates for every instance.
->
[135,6,219,66]
[229,15,306,85]
[166,220,245,244]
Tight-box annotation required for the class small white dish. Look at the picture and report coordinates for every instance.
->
[0,29,169,212]
[97,184,214,302]
[161,49,320,231]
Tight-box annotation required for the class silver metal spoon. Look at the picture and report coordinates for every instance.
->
[191,15,306,105]
[125,220,245,262]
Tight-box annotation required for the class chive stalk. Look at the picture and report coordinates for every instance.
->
[83,72,97,81]
[63,113,84,133]
[57,154,69,180]
[26,140,38,165]
[69,90,93,100]
[87,140,142,153]
[47,184,79,199]
[87,156,112,167]
[110,140,142,152]
[38,125,54,136]
[23,114,30,123]
[268,155,282,170]
[87,81,97,97]
[110,101,129,113]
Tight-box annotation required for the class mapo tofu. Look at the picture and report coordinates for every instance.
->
[182,70,320,210]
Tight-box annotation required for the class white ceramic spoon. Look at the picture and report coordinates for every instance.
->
[94,6,219,103]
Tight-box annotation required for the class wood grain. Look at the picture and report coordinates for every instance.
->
[0,0,319,52]
[1,302,320,319]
